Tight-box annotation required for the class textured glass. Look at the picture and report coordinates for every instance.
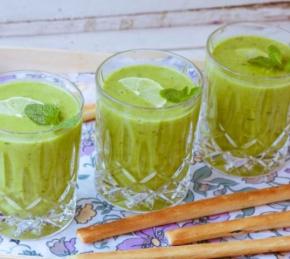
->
[198,23,290,177]
[0,71,83,239]
[95,50,202,211]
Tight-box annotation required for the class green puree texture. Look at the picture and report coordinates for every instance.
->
[104,64,196,107]
[206,36,290,176]
[98,65,200,210]
[0,82,79,131]
[0,82,81,239]
[213,36,290,77]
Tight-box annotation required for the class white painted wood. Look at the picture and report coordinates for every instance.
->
[0,3,289,37]
[0,25,219,52]
[0,0,288,23]
[0,22,288,55]
[0,1,288,68]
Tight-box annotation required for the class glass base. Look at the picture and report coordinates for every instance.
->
[95,162,192,212]
[0,198,76,240]
[200,138,289,178]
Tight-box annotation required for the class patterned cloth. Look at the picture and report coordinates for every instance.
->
[0,73,289,258]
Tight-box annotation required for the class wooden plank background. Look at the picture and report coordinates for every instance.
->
[0,0,289,61]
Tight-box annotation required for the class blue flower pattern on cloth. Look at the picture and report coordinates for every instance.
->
[117,224,178,250]
[47,238,78,256]
[0,73,289,258]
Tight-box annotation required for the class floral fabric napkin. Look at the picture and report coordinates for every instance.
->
[0,73,289,258]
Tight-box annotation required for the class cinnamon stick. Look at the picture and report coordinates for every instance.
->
[77,184,290,243]
[166,210,290,245]
[73,235,290,259]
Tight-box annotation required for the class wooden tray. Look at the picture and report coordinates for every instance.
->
[0,47,203,74]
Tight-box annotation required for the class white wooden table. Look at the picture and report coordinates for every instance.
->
[0,0,289,61]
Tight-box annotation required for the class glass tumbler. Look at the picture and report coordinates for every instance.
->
[0,71,83,239]
[198,23,290,177]
[95,50,203,211]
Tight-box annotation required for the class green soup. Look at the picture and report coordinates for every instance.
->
[204,36,290,177]
[0,80,82,239]
[96,64,201,211]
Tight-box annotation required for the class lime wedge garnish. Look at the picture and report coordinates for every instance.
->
[0,97,42,117]
[119,77,166,107]
[235,48,267,59]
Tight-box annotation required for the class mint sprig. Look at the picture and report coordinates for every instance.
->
[268,45,283,68]
[24,103,61,126]
[248,44,288,71]
[160,86,200,103]
[248,56,274,69]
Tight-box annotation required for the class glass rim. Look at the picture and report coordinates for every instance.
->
[206,22,290,80]
[95,48,203,111]
[0,70,84,135]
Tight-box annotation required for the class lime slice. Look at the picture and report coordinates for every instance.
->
[119,77,166,107]
[0,97,42,117]
[235,48,267,59]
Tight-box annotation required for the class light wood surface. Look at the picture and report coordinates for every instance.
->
[0,47,203,74]
[0,47,110,73]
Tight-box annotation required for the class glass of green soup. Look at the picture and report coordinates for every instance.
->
[95,50,202,211]
[198,23,290,177]
[0,71,83,239]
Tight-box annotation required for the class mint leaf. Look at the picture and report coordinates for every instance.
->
[247,45,289,71]
[268,45,283,68]
[160,86,200,103]
[24,103,61,126]
[248,56,274,69]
